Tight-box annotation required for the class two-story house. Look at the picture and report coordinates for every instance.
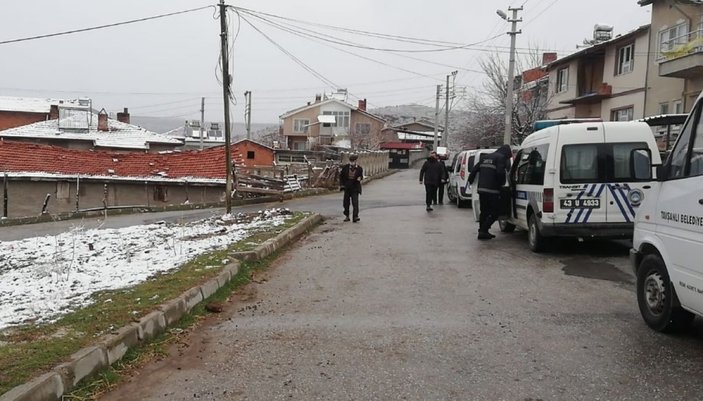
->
[639,0,702,114]
[279,93,385,150]
[546,25,652,121]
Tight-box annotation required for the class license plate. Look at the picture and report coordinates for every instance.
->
[560,198,601,209]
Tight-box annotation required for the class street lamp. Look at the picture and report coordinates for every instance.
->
[497,7,522,146]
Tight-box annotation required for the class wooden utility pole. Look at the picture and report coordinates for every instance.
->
[219,0,233,214]
[433,85,440,150]
[200,97,205,150]
[3,173,7,218]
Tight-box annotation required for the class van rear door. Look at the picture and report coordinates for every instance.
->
[556,123,608,225]
[603,141,650,224]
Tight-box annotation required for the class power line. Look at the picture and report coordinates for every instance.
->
[0,6,214,46]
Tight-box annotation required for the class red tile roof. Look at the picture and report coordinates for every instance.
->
[0,141,272,180]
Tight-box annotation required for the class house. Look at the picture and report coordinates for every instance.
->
[231,139,275,168]
[0,96,82,131]
[379,142,427,169]
[546,25,652,121]
[165,120,226,150]
[279,91,386,151]
[0,141,270,218]
[0,104,184,153]
[638,0,702,114]
[380,119,443,147]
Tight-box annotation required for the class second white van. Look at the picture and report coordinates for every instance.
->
[499,121,662,252]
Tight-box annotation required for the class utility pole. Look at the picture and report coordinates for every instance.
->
[219,0,233,214]
[503,6,523,146]
[200,97,205,150]
[443,71,457,148]
[244,91,252,140]
[433,85,441,150]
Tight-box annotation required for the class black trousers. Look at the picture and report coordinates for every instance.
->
[479,192,500,233]
[343,189,360,219]
[437,183,445,203]
[425,184,438,206]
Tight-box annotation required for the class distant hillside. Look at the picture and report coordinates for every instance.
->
[131,116,278,139]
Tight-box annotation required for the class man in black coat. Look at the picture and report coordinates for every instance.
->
[339,154,363,222]
[419,151,445,212]
[468,145,512,240]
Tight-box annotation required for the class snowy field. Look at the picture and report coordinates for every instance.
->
[0,209,293,330]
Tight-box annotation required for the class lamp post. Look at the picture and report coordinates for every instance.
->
[497,6,522,146]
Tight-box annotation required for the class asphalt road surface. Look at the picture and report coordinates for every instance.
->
[15,169,703,400]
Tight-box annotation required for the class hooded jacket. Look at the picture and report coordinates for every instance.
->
[468,145,512,194]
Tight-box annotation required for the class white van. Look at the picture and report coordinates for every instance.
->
[498,121,661,252]
[631,93,703,332]
[448,149,496,208]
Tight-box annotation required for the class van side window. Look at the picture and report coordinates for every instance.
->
[516,145,549,185]
[689,113,703,177]
[561,144,601,183]
[668,105,699,179]
[467,155,475,172]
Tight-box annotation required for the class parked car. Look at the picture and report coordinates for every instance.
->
[497,120,661,252]
[631,92,703,332]
[447,149,496,209]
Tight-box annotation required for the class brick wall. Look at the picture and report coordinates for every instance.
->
[0,111,49,131]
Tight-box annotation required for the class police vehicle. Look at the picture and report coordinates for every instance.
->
[498,119,661,252]
[448,149,498,209]
[630,93,703,332]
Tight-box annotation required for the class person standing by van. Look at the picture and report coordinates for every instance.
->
[468,145,512,239]
[420,151,445,211]
[436,160,450,205]
[339,154,363,222]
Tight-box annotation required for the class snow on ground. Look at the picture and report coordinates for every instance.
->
[0,209,293,330]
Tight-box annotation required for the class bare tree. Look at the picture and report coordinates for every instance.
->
[459,48,552,147]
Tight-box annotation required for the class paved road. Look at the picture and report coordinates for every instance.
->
[64,170,703,400]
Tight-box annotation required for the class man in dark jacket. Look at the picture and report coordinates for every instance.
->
[339,154,363,222]
[419,151,445,212]
[468,145,512,240]
[436,160,449,205]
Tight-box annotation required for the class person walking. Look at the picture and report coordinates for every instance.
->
[339,154,363,222]
[468,145,512,240]
[419,151,445,212]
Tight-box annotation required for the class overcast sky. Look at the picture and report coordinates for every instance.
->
[0,1,651,127]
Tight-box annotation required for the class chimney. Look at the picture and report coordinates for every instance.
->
[98,109,109,132]
[542,52,557,66]
[315,94,322,103]
[117,107,130,124]
[49,105,59,120]
[358,99,367,112]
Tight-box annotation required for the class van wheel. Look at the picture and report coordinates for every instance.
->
[527,213,545,253]
[499,220,516,233]
[637,254,694,332]
[448,186,457,202]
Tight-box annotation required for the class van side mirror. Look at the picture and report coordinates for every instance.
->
[631,149,652,181]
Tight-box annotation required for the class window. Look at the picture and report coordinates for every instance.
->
[322,111,350,128]
[611,142,648,181]
[561,144,601,183]
[293,119,309,134]
[673,100,684,114]
[247,151,255,159]
[292,141,307,150]
[659,102,670,115]
[153,186,168,202]
[556,67,569,93]
[611,107,634,121]
[515,145,549,185]
[56,182,70,200]
[659,22,689,55]
[690,114,703,177]
[355,123,371,135]
[616,43,635,75]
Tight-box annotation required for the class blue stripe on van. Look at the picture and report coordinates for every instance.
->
[573,184,592,224]
[566,184,589,224]
[618,184,637,218]
[608,184,631,223]
[582,184,606,224]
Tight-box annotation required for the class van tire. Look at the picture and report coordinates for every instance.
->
[499,220,516,233]
[448,187,456,203]
[636,254,694,332]
[527,213,545,253]
[457,198,470,208]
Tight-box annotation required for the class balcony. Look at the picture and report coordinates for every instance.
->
[658,28,703,79]
[560,83,613,105]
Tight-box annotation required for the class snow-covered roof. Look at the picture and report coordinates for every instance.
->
[0,112,183,150]
[0,96,82,113]
[279,98,385,123]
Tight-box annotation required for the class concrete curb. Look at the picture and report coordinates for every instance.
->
[229,213,324,262]
[0,216,319,401]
